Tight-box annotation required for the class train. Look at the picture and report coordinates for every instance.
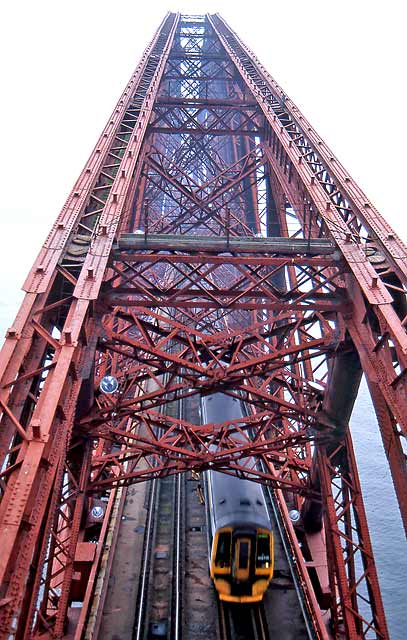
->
[201,393,274,603]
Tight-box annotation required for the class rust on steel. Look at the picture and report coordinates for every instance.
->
[0,11,404,639]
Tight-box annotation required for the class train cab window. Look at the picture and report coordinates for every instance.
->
[256,534,271,568]
[215,532,232,568]
[238,540,249,569]
[233,538,251,581]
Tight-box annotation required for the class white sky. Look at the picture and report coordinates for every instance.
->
[0,0,406,336]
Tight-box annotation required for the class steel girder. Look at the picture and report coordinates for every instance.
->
[0,12,180,637]
[0,11,404,639]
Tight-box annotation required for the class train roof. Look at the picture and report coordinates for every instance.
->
[209,470,271,531]
[203,393,272,532]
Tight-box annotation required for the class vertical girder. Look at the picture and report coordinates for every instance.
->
[209,12,407,538]
[0,11,404,640]
[0,13,179,636]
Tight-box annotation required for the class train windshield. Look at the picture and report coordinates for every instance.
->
[215,532,232,568]
[256,533,271,568]
[234,538,251,581]
[238,540,249,569]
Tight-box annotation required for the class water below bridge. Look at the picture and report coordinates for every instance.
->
[351,378,407,639]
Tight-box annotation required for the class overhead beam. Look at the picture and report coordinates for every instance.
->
[116,233,337,255]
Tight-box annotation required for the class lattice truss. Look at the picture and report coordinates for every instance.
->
[0,12,406,640]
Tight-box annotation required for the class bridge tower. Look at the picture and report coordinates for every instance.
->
[0,12,405,639]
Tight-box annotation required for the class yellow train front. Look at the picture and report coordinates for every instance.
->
[203,394,274,603]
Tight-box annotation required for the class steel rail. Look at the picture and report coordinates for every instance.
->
[133,478,158,640]
[217,601,231,640]
[252,605,269,640]
[218,603,269,640]
[132,460,184,640]
[173,470,183,640]
[238,398,320,639]
[265,486,318,640]
[132,370,182,640]
[172,393,188,640]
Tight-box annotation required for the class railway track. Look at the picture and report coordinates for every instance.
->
[132,478,158,640]
[133,472,184,640]
[218,603,269,640]
[96,401,319,640]
[263,487,318,640]
[93,392,317,640]
[183,471,218,639]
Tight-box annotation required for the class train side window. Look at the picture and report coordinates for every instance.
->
[256,534,271,568]
[215,532,231,567]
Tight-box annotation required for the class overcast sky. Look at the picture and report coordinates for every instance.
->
[0,0,406,336]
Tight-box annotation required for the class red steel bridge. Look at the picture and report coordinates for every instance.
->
[0,12,406,640]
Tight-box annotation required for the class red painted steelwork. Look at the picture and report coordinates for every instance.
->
[0,13,179,637]
[0,11,403,640]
